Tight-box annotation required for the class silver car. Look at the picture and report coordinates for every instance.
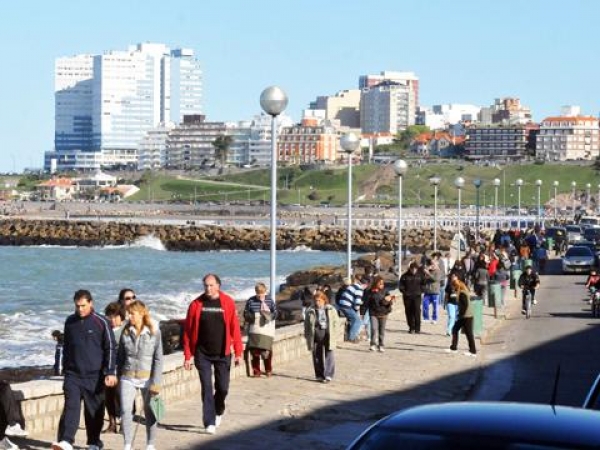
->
[562,245,596,274]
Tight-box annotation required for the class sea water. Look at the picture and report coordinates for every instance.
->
[0,236,353,369]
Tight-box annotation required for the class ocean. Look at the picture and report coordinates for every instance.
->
[0,236,354,369]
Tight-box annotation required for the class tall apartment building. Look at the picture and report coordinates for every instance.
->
[536,116,600,161]
[164,115,226,169]
[464,124,534,160]
[278,118,340,164]
[360,81,416,134]
[47,43,203,172]
[309,90,361,129]
[359,71,419,107]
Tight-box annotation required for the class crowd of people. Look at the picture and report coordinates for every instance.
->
[4,227,550,449]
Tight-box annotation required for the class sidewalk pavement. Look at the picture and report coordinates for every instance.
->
[24,297,514,450]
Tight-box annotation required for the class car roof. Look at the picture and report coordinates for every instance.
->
[355,402,600,448]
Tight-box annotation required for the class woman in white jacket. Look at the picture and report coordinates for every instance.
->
[117,300,163,450]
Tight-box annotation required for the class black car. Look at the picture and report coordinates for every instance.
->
[346,402,600,449]
[583,227,600,249]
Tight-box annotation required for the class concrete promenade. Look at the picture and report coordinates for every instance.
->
[21,296,513,450]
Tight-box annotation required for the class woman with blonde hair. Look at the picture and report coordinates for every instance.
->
[304,290,339,383]
[447,279,477,356]
[243,282,277,377]
[117,300,163,450]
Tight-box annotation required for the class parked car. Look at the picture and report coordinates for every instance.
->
[346,402,600,449]
[562,245,596,274]
[566,224,584,244]
[583,226,600,249]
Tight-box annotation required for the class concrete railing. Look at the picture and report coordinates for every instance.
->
[14,323,317,436]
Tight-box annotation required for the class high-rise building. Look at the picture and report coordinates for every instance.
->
[360,81,416,134]
[48,43,203,172]
[478,98,532,125]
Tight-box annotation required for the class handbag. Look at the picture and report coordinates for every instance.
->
[149,395,165,422]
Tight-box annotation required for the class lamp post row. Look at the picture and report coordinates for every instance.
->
[261,85,580,295]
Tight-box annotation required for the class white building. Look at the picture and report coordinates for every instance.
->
[48,43,203,172]
[537,116,600,161]
[417,104,481,130]
[138,123,175,170]
[226,113,294,167]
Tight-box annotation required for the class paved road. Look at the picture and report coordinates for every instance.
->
[472,256,600,406]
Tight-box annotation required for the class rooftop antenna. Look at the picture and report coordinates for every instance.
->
[550,364,561,413]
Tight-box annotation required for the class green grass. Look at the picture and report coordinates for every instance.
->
[126,162,600,207]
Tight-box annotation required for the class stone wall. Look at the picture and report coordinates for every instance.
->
[0,219,453,253]
[13,323,333,436]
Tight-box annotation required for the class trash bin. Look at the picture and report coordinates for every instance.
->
[489,282,501,308]
[470,296,483,338]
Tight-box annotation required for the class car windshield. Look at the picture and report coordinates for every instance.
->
[566,247,594,257]
[567,226,582,233]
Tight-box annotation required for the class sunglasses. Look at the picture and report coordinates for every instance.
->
[124,295,136,301]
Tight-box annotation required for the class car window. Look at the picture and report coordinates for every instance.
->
[566,226,582,233]
[566,247,594,257]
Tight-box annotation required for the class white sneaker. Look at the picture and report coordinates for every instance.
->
[146,446,156,450]
[123,445,132,450]
[378,346,385,353]
[445,348,457,354]
[5,424,27,437]
[0,437,19,450]
[51,442,73,450]
[463,351,477,357]
[215,414,223,428]
[325,376,332,382]
[205,425,216,435]
[533,299,538,305]
[369,345,377,351]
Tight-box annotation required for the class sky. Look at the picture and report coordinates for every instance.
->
[0,0,599,173]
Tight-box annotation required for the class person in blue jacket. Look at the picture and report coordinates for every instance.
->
[52,290,117,450]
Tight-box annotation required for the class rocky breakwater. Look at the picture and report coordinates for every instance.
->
[0,219,455,252]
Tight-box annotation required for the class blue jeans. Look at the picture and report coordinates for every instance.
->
[362,310,371,340]
[446,303,458,336]
[423,294,439,321]
[340,307,361,341]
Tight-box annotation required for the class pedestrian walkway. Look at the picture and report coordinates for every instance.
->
[25,300,510,450]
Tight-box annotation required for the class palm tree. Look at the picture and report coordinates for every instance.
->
[212,135,234,167]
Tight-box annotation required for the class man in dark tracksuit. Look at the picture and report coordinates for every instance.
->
[52,290,117,450]
[399,261,426,334]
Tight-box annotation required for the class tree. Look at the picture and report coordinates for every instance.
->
[394,125,431,150]
[212,135,234,167]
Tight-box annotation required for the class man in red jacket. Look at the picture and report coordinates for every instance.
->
[183,273,243,435]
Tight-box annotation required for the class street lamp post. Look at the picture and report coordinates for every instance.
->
[260,86,288,299]
[394,160,408,279]
[586,183,591,211]
[553,181,559,223]
[571,181,577,221]
[341,132,360,280]
[597,184,600,214]
[430,176,441,252]
[516,179,523,230]
[493,178,501,219]
[535,179,542,227]
[454,177,465,259]
[474,179,482,243]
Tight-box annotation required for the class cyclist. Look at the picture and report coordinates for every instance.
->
[518,265,540,314]
[585,269,600,305]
